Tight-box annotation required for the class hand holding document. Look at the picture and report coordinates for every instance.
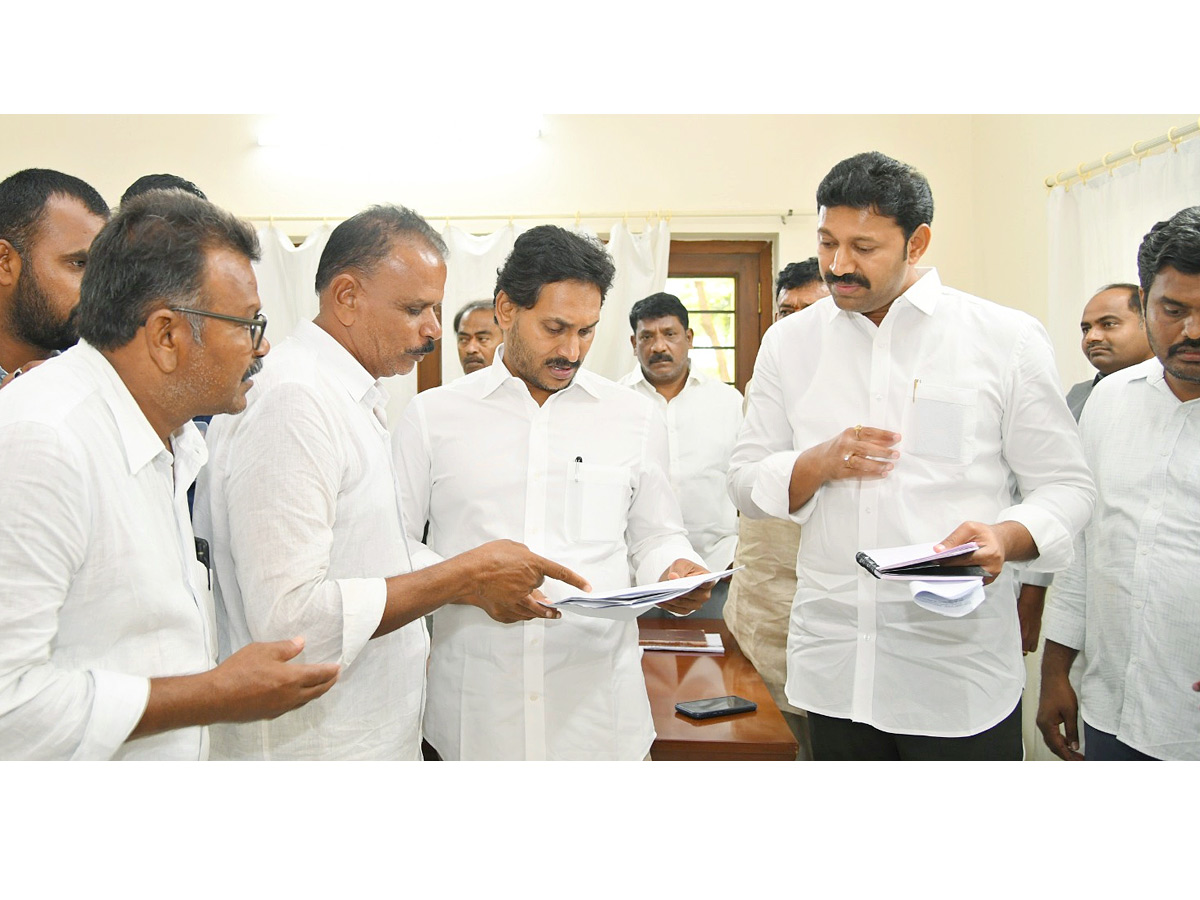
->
[856,542,986,618]
[544,567,742,621]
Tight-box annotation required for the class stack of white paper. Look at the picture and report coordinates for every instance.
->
[545,568,741,621]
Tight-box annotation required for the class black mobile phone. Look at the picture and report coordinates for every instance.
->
[675,695,757,720]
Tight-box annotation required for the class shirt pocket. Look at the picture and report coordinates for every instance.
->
[566,462,632,543]
[907,382,978,466]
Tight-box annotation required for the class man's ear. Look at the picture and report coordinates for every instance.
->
[906,223,932,265]
[629,333,637,353]
[0,239,23,289]
[685,328,694,348]
[494,290,517,331]
[143,307,186,374]
[329,272,361,327]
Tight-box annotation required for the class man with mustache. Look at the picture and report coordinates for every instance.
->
[1038,206,1200,761]
[0,190,341,759]
[454,298,502,374]
[729,151,1095,760]
[195,207,588,760]
[618,291,742,615]
[395,225,712,760]
[1065,283,1152,420]
[0,168,109,387]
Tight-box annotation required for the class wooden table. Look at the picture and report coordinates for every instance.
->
[640,618,798,761]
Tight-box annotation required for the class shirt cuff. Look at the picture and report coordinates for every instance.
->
[749,450,814,523]
[73,670,151,760]
[702,534,738,574]
[1016,569,1054,588]
[337,577,388,669]
[634,537,706,588]
[996,503,1073,573]
[1042,602,1086,650]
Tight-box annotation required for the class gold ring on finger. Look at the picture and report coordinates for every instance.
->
[843,452,854,467]
[854,424,863,439]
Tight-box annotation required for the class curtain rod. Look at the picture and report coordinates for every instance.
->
[242,208,805,227]
[1045,118,1200,189]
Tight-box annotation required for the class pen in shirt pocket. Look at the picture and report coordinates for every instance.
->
[572,456,583,480]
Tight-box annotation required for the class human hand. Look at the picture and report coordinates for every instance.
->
[934,520,1033,582]
[817,425,900,484]
[656,559,711,617]
[208,637,340,723]
[1016,583,1047,654]
[1036,670,1084,761]
[465,540,590,623]
[0,357,48,389]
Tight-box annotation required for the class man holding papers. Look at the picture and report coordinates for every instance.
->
[728,152,1095,760]
[396,225,710,760]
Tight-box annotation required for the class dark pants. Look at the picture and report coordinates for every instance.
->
[808,700,1023,761]
[1083,721,1158,761]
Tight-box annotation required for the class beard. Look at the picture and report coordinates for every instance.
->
[8,266,79,352]
[504,319,580,395]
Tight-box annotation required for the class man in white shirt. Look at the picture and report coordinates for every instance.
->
[728,151,1095,760]
[723,257,828,758]
[396,225,712,760]
[0,168,109,387]
[1014,283,1153,658]
[455,298,502,374]
[196,206,588,760]
[1038,206,1200,761]
[618,291,743,602]
[0,189,340,760]
[1065,283,1153,421]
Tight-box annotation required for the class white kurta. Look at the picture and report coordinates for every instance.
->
[395,349,701,760]
[1044,358,1200,760]
[0,342,215,760]
[728,269,1096,737]
[196,322,433,760]
[617,364,743,572]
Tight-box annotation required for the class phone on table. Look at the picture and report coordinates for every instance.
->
[675,695,757,720]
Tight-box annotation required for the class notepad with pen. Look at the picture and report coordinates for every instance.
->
[855,542,987,581]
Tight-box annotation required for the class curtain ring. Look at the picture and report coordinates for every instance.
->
[1167,125,1183,151]
[1077,161,1090,183]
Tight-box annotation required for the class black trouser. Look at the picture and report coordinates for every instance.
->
[808,699,1023,761]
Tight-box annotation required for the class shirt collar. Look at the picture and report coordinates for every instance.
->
[74,341,201,476]
[823,266,941,323]
[480,343,603,401]
[624,360,703,392]
[294,320,381,405]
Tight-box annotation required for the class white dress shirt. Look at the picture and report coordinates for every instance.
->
[1043,358,1200,760]
[728,269,1095,737]
[195,321,434,760]
[395,348,702,760]
[617,364,743,572]
[0,342,215,760]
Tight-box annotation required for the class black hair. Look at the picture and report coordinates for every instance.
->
[315,204,447,294]
[454,299,495,334]
[76,190,260,351]
[776,257,822,296]
[1094,282,1142,316]
[815,151,934,240]
[629,292,688,332]
[1136,207,1200,303]
[495,225,615,309]
[0,168,109,256]
[120,173,208,206]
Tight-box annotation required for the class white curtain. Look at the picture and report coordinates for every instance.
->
[251,223,419,427]
[584,221,672,381]
[1047,138,1200,387]
[439,220,672,386]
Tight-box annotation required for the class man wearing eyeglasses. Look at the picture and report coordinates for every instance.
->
[0,190,341,760]
[195,205,588,760]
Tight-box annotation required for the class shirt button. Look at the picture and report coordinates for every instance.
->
[529,692,540,702]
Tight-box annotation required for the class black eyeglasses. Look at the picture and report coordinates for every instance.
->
[170,306,268,350]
